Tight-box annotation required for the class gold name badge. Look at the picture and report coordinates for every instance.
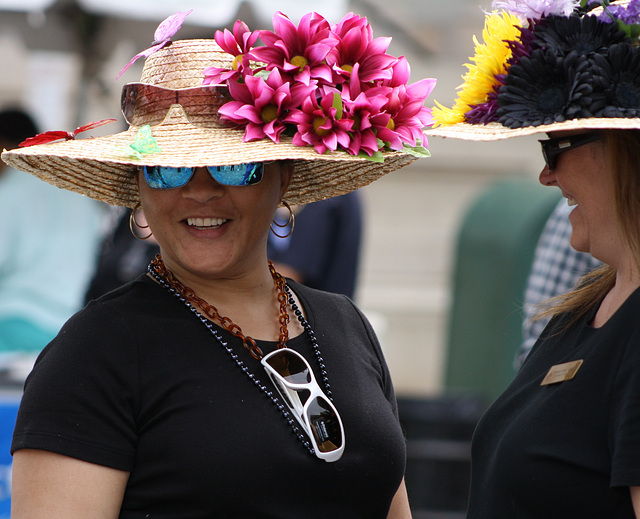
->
[540,360,584,386]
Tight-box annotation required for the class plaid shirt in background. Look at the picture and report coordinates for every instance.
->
[515,199,603,368]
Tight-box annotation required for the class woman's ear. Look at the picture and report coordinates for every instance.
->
[279,161,294,198]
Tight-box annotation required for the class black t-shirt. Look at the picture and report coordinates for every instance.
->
[468,287,640,518]
[13,276,405,518]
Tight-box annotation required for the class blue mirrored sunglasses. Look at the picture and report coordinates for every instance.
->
[142,163,264,189]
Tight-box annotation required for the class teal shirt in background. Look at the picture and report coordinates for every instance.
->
[0,167,105,352]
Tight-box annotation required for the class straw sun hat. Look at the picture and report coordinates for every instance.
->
[0,13,435,209]
[426,0,640,142]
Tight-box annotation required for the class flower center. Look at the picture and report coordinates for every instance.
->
[261,105,278,123]
[616,81,640,109]
[538,87,567,113]
[352,114,362,131]
[291,55,308,71]
[313,117,331,137]
[386,118,395,131]
[341,64,353,74]
[232,54,243,71]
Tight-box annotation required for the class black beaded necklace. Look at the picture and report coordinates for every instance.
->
[147,257,335,458]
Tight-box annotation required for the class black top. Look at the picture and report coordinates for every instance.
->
[468,287,640,518]
[13,276,405,518]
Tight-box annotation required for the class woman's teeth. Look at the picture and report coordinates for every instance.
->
[187,217,227,228]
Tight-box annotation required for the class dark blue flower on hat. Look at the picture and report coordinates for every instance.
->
[497,49,593,128]
[532,13,626,56]
[589,43,640,118]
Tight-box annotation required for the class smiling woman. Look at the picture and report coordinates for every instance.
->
[1,8,436,519]
[425,1,640,517]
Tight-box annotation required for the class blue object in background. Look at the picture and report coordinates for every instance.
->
[0,395,20,518]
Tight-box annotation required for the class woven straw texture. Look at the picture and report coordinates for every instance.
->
[1,39,417,208]
[426,118,640,141]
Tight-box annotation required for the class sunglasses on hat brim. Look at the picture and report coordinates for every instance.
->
[121,83,229,128]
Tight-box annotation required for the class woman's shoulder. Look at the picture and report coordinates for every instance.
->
[286,279,350,303]
[82,274,174,321]
[286,279,358,315]
[58,275,169,342]
[287,279,376,336]
[86,273,160,305]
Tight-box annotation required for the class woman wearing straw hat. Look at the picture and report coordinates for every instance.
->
[428,0,640,517]
[2,11,435,519]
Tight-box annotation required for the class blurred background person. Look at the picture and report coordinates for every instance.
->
[268,191,363,299]
[84,207,159,302]
[0,108,104,353]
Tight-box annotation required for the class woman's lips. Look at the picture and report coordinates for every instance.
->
[186,217,228,229]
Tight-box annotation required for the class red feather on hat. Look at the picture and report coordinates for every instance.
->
[19,118,117,147]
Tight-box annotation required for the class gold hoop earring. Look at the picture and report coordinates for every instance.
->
[270,200,295,239]
[129,202,153,240]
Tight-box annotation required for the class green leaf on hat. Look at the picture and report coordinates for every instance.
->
[402,144,431,158]
[359,150,385,162]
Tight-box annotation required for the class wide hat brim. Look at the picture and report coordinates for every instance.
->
[425,118,640,141]
[1,39,417,208]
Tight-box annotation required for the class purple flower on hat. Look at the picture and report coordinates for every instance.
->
[465,90,502,125]
[492,0,579,21]
[218,68,315,143]
[596,0,640,25]
[203,20,260,86]
[249,12,337,87]
[116,9,193,80]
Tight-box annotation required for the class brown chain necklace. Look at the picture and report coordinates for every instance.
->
[149,254,290,360]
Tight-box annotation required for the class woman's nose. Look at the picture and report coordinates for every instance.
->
[539,165,557,187]
[182,167,224,201]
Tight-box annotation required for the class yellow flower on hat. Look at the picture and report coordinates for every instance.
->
[432,11,521,126]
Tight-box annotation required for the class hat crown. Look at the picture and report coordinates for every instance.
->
[140,39,232,89]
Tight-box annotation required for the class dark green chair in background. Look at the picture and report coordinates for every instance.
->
[445,176,561,401]
[399,176,561,519]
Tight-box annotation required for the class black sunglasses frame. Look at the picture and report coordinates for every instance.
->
[538,133,604,170]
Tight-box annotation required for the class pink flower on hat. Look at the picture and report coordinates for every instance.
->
[203,20,261,85]
[219,68,315,143]
[250,12,337,87]
[289,90,353,154]
[326,13,396,84]
[338,67,392,156]
[206,10,436,159]
[370,58,436,150]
